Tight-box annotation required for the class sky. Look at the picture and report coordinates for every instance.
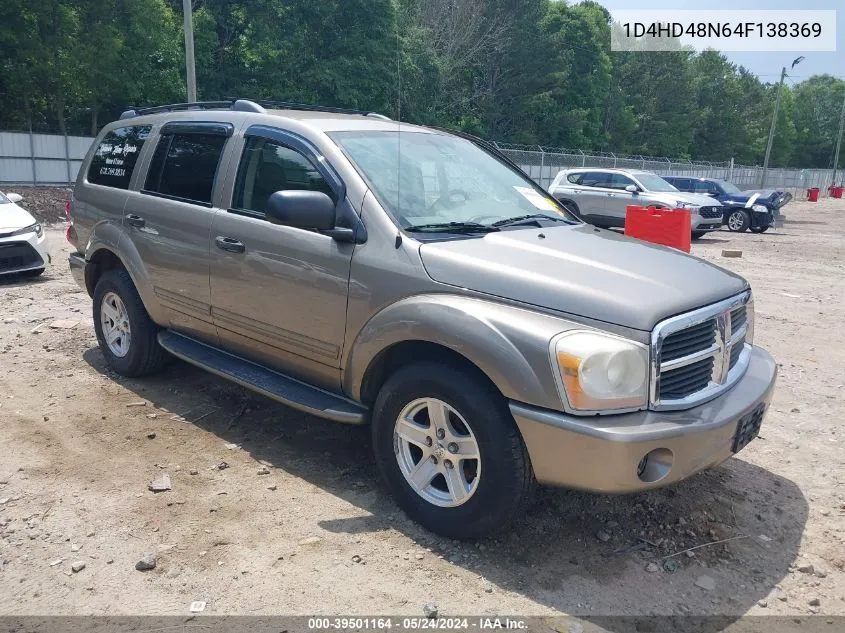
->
[587,0,843,86]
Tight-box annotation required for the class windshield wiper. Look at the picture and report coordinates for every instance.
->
[404,221,500,234]
[491,213,574,228]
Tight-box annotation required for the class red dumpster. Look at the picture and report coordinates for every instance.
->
[625,206,691,253]
[829,185,843,199]
[807,187,820,202]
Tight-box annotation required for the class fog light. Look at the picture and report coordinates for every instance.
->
[636,448,673,483]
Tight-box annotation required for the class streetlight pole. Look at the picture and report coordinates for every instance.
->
[183,0,197,103]
[831,93,845,189]
[760,56,804,188]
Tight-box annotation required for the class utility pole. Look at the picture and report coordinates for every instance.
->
[183,0,197,103]
[831,93,845,188]
[760,56,804,188]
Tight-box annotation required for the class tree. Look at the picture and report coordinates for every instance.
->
[791,75,845,169]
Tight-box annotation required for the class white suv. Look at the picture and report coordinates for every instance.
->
[549,168,723,237]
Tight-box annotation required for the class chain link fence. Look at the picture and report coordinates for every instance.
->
[0,130,839,195]
[496,143,839,195]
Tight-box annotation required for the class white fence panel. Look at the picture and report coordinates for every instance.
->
[0,157,34,182]
[0,131,95,185]
[0,132,32,157]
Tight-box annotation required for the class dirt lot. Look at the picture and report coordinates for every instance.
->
[1,191,844,618]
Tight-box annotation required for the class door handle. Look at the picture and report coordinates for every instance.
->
[215,236,245,254]
[125,214,145,228]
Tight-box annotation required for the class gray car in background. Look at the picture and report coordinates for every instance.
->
[67,100,775,539]
[549,168,724,237]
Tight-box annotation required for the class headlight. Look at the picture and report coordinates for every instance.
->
[751,204,768,213]
[10,223,41,237]
[551,331,649,413]
[674,201,693,209]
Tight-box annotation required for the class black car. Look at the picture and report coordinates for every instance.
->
[664,177,791,233]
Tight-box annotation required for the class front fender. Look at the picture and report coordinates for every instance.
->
[344,294,593,411]
[85,222,168,326]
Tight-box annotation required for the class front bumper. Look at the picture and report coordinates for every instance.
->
[511,346,777,493]
[0,230,49,275]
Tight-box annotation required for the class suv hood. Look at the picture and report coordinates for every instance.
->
[647,191,721,208]
[419,224,748,331]
[0,202,36,232]
[724,189,792,209]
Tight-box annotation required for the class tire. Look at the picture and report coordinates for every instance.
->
[726,209,750,232]
[691,231,708,240]
[558,199,581,218]
[371,361,533,540]
[749,225,769,233]
[19,267,44,278]
[93,268,167,377]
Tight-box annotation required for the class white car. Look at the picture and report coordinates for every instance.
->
[0,191,50,277]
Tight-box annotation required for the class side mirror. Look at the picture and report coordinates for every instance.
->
[6,193,23,203]
[266,190,336,231]
[625,184,638,194]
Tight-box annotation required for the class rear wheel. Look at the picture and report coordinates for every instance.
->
[727,209,750,232]
[372,361,532,539]
[557,199,581,218]
[93,268,167,377]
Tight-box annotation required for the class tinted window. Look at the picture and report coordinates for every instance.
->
[580,171,611,188]
[87,126,151,189]
[566,172,583,184]
[693,180,717,194]
[144,133,227,205]
[232,137,335,214]
[608,173,636,190]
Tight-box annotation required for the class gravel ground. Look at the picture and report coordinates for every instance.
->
[0,195,844,619]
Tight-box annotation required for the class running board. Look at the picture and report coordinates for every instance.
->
[157,330,367,424]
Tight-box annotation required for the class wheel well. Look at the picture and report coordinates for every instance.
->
[359,340,499,407]
[84,249,125,296]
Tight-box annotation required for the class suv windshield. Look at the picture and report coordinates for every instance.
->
[330,131,577,230]
[716,180,742,194]
[634,173,678,192]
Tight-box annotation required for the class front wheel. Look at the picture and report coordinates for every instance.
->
[726,209,750,232]
[372,361,533,539]
[691,231,708,240]
[749,225,769,233]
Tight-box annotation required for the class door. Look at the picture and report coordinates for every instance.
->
[603,173,641,223]
[122,121,235,342]
[209,127,354,390]
[574,171,611,220]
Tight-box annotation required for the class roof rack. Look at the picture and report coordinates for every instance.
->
[119,99,390,121]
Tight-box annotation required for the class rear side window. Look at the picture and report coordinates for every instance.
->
[673,178,693,191]
[566,172,583,184]
[87,126,151,189]
[144,133,227,205]
[580,171,611,188]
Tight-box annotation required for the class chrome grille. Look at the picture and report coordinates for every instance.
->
[661,320,716,362]
[699,206,724,219]
[650,292,753,410]
[659,356,714,399]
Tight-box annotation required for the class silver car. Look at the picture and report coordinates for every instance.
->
[549,168,724,237]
